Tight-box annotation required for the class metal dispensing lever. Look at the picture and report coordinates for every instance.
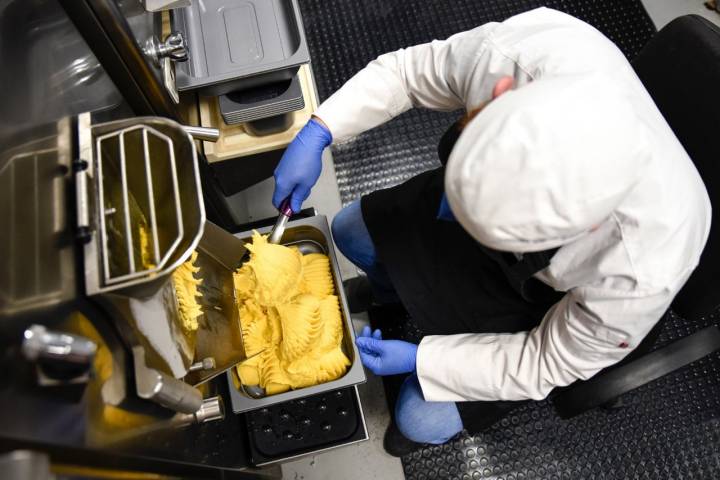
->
[133,346,203,414]
[268,198,294,245]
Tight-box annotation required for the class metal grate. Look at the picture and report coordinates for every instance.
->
[95,125,184,286]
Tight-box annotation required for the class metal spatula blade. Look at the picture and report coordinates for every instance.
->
[236,349,267,399]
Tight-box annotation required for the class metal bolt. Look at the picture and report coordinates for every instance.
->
[188,357,216,372]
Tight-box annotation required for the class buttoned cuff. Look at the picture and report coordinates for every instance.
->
[416,335,474,402]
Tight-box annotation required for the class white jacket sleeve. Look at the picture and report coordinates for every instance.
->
[416,285,672,402]
[314,8,628,143]
[314,22,505,142]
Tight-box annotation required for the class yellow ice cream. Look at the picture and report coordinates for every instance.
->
[138,224,203,332]
[234,232,350,393]
[243,232,303,305]
[171,251,203,331]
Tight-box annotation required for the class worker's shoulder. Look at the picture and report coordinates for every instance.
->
[485,7,625,74]
[454,7,596,42]
[502,7,592,30]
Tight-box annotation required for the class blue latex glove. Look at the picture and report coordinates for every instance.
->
[356,326,418,376]
[437,193,456,222]
[272,118,333,213]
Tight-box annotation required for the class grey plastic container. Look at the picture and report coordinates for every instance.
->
[219,74,305,125]
[243,114,294,136]
[173,0,310,96]
[226,215,366,413]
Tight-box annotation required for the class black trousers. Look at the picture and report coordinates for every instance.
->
[361,168,563,432]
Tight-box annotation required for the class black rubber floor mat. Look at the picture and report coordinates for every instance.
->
[297,0,656,205]
[295,2,712,478]
[367,306,720,480]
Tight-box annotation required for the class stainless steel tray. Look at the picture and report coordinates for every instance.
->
[226,215,366,413]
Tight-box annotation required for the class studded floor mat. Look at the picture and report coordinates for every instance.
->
[297,0,656,205]
[369,307,720,480]
[295,2,720,478]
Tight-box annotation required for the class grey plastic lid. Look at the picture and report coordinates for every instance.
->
[172,0,310,96]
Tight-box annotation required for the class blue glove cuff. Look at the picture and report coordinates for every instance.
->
[306,117,333,147]
[409,343,419,371]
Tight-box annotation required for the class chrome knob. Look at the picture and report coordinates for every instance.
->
[22,324,97,366]
[194,396,224,424]
[145,32,189,66]
[22,325,97,386]
[158,32,188,62]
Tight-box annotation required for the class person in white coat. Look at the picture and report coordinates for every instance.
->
[272,7,711,455]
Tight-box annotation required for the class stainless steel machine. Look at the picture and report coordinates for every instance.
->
[0,0,366,477]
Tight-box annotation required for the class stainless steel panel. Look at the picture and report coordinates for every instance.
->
[0,0,129,317]
[0,120,76,317]
[0,0,124,141]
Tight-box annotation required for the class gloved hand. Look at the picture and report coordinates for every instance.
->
[355,326,418,376]
[272,118,333,213]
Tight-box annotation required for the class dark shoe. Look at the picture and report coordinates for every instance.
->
[600,395,625,411]
[343,275,374,313]
[383,421,424,458]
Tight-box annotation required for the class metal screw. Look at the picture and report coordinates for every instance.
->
[188,357,216,372]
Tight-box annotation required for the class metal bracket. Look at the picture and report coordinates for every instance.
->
[145,32,188,104]
[162,57,180,104]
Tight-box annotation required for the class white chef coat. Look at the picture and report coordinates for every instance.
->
[315,8,711,402]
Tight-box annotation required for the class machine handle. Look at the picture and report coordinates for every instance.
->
[73,159,92,242]
[182,125,220,143]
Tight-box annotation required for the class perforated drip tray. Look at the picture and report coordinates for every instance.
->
[245,386,368,466]
[219,74,305,125]
[172,0,310,96]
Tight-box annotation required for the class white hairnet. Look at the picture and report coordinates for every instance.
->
[445,74,649,252]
